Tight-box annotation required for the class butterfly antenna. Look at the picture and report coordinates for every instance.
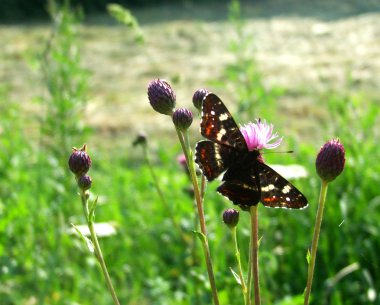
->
[262,150,294,155]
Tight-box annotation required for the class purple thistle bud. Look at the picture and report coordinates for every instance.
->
[172,108,193,131]
[192,88,209,111]
[316,138,345,183]
[78,175,92,191]
[222,208,240,228]
[132,132,147,147]
[68,145,92,177]
[177,153,187,169]
[147,79,176,115]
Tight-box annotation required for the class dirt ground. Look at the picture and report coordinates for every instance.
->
[1,0,379,146]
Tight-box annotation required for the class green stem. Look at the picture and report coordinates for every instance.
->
[304,180,329,305]
[176,128,220,305]
[247,234,252,305]
[80,192,121,305]
[231,226,248,304]
[250,205,261,305]
[142,143,187,243]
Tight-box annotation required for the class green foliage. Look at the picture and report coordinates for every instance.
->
[40,0,89,159]
[212,0,283,123]
[107,3,144,42]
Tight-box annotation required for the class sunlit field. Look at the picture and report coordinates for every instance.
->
[1,1,379,304]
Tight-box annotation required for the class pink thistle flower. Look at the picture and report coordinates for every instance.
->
[240,119,283,151]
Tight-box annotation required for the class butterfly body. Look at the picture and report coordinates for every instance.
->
[195,93,308,209]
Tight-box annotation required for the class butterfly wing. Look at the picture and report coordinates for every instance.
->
[201,93,247,151]
[195,140,242,181]
[216,153,261,207]
[217,180,261,207]
[195,93,248,181]
[257,162,308,209]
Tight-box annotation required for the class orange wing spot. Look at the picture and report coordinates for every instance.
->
[262,197,278,203]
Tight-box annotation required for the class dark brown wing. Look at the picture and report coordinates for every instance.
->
[201,93,247,151]
[195,140,242,181]
[216,152,261,207]
[217,152,308,209]
[217,180,261,207]
[257,162,308,209]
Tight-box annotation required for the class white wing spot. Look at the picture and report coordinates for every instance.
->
[219,113,229,121]
[216,128,227,141]
[286,197,290,202]
[211,110,215,115]
[282,185,292,194]
[262,184,275,192]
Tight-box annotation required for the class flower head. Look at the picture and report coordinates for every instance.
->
[192,88,209,111]
[177,153,187,168]
[132,132,147,147]
[222,208,240,228]
[316,138,345,182]
[78,175,92,191]
[240,119,282,151]
[147,79,176,115]
[68,145,92,177]
[172,108,193,131]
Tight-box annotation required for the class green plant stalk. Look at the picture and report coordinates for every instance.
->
[247,235,252,305]
[80,191,121,305]
[231,226,248,304]
[141,143,187,243]
[175,128,220,305]
[304,180,329,305]
[250,205,261,305]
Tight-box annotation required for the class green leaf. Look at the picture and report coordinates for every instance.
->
[88,196,98,222]
[107,3,144,42]
[306,249,311,265]
[192,230,206,243]
[107,4,137,27]
[229,267,242,285]
[71,223,94,253]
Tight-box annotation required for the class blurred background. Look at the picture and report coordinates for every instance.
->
[0,0,379,304]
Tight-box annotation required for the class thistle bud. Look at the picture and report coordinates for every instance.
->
[192,88,209,111]
[172,108,193,131]
[78,175,92,191]
[177,154,187,170]
[132,132,147,147]
[147,79,176,115]
[223,208,240,228]
[68,145,92,177]
[316,138,345,183]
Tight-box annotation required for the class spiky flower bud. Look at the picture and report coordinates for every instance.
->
[172,108,193,131]
[147,79,176,115]
[78,175,92,191]
[223,208,240,228]
[68,145,92,177]
[192,88,209,111]
[316,138,345,183]
[132,132,147,147]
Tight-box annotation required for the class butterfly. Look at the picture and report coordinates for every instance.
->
[194,93,308,209]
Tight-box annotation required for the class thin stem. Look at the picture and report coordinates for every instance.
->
[304,180,329,305]
[80,192,121,305]
[142,143,187,243]
[247,234,252,305]
[176,128,220,305]
[200,174,207,200]
[250,205,261,305]
[231,227,248,305]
